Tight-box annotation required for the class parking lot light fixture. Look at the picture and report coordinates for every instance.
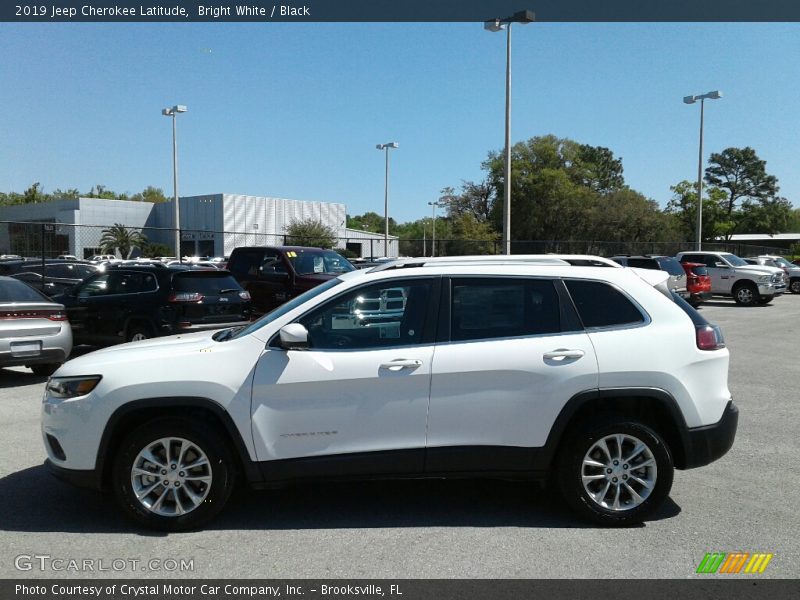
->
[162,105,188,262]
[484,9,534,255]
[376,142,399,257]
[683,91,722,251]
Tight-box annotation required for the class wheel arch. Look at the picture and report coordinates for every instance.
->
[96,397,260,490]
[538,388,692,471]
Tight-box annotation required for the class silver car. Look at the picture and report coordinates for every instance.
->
[0,276,72,376]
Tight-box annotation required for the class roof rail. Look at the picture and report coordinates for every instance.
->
[368,254,620,273]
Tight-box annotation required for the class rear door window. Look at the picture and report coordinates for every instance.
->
[626,258,659,270]
[565,280,645,328]
[450,278,561,342]
[228,249,265,277]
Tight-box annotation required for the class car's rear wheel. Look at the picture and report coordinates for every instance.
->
[111,418,236,531]
[732,282,758,306]
[790,279,800,294]
[556,418,673,526]
[127,323,154,342]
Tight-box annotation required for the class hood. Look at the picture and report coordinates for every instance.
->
[737,265,782,276]
[57,330,217,375]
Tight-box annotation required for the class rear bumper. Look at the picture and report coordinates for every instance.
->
[681,401,738,469]
[0,347,69,368]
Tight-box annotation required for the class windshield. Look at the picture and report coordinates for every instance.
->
[721,254,748,267]
[230,277,343,339]
[287,250,355,275]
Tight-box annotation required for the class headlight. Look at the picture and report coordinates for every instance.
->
[758,275,770,282]
[45,376,102,399]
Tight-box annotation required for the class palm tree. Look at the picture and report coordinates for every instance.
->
[99,224,148,259]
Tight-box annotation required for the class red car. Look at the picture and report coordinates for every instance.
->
[681,262,712,307]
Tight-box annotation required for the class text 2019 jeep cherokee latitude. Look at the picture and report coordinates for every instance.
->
[41,255,738,530]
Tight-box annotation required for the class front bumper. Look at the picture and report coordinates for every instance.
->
[681,401,738,469]
[44,458,102,490]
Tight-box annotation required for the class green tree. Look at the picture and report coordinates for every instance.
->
[704,147,781,238]
[99,224,148,258]
[441,180,495,225]
[23,182,48,204]
[346,212,396,234]
[285,218,337,248]
[52,188,81,200]
[130,186,169,203]
[573,144,625,194]
[664,180,728,242]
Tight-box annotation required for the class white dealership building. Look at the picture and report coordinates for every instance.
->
[0,194,398,258]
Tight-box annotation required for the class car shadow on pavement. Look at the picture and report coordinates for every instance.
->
[698,300,773,308]
[0,369,48,389]
[0,465,681,534]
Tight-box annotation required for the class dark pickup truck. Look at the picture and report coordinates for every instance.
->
[227,246,355,314]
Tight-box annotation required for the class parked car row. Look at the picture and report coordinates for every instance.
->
[611,250,792,307]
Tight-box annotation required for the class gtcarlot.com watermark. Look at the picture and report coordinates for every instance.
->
[14,554,194,573]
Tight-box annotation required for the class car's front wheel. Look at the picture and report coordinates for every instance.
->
[556,418,674,526]
[112,418,237,531]
[732,282,758,306]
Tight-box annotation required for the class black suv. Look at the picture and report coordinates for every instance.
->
[54,265,253,345]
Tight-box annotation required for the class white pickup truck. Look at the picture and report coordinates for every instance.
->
[676,251,786,306]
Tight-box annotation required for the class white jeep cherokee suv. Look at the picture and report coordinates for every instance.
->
[42,255,738,530]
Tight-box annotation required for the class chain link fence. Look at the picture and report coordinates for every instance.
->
[0,220,790,262]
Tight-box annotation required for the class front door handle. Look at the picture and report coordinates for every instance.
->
[380,359,423,371]
[543,349,585,361]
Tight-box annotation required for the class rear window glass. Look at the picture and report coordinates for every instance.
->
[654,256,685,276]
[691,265,708,276]
[565,280,645,328]
[173,273,243,294]
[626,258,659,270]
[227,250,264,276]
[0,278,50,302]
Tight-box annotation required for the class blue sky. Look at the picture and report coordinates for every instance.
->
[1,23,798,224]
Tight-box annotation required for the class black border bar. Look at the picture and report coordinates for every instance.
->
[4,1,800,22]
[4,580,800,600]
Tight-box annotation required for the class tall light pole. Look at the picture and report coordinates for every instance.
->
[162,104,188,261]
[683,91,721,251]
[428,201,441,257]
[485,9,534,255]
[376,142,398,257]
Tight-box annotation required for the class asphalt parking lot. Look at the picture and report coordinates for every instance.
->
[0,295,798,579]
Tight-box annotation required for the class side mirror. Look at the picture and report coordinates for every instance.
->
[714,262,729,268]
[279,323,309,350]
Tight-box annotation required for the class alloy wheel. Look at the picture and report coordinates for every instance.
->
[581,433,657,511]
[130,437,213,517]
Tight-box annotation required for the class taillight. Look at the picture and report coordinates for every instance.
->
[168,292,204,303]
[239,291,251,301]
[696,324,725,351]
[0,309,67,321]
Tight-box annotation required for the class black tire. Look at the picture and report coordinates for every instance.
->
[732,282,758,306]
[126,322,154,343]
[111,417,237,531]
[790,279,800,294]
[30,363,60,376]
[556,418,674,526]
[757,296,773,305]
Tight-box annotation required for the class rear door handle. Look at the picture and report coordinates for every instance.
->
[543,349,585,361]
[380,359,423,371]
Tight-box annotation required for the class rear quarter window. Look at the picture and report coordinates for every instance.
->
[565,280,645,328]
